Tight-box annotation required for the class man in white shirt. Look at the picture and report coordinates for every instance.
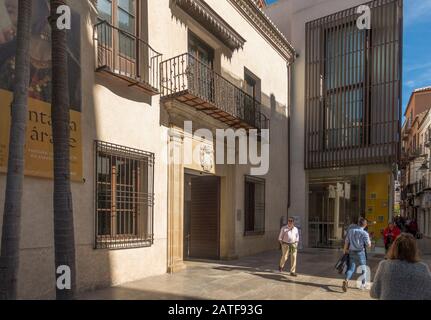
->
[278,217,299,276]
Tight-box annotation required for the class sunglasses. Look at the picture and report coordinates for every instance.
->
[288,220,294,223]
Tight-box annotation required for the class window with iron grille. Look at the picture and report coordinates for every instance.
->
[244,176,265,235]
[95,141,154,249]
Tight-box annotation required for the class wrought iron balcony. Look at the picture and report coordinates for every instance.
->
[418,176,431,194]
[160,53,269,130]
[408,182,420,195]
[401,184,413,200]
[94,20,162,95]
[400,149,409,168]
[408,146,425,160]
[403,118,412,134]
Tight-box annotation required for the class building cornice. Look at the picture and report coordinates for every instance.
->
[173,0,246,50]
[228,0,296,63]
[405,87,431,117]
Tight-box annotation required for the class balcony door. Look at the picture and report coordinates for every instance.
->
[244,69,261,128]
[188,33,214,103]
[97,0,139,78]
[244,74,257,127]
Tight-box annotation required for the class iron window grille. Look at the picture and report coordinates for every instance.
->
[95,140,155,249]
[244,175,266,236]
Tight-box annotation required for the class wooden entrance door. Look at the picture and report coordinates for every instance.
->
[188,176,220,260]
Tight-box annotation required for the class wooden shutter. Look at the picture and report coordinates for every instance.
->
[189,176,220,259]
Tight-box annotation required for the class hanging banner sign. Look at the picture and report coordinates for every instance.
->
[0,0,82,181]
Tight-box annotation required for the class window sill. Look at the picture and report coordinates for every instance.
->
[95,237,153,250]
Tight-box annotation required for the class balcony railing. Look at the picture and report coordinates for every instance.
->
[160,53,269,130]
[401,184,412,200]
[94,20,162,95]
[418,176,431,194]
[403,117,412,134]
[400,148,409,168]
[408,146,425,160]
[402,178,431,200]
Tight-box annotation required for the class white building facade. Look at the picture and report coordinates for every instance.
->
[0,0,294,298]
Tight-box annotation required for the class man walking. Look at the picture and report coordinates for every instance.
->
[343,217,372,292]
[278,217,299,277]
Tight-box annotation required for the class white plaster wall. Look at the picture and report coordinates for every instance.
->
[0,0,290,298]
[204,0,289,257]
[149,0,290,257]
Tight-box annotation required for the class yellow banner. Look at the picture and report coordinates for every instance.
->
[0,89,83,182]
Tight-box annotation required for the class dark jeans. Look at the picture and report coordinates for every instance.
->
[345,251,367,284]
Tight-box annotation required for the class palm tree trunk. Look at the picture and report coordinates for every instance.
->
[49,0,76,300]
[0,0,33,300]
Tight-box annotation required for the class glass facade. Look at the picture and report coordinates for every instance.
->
[308,175,366,248]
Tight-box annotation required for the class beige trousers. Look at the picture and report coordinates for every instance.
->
[279,243,297,273]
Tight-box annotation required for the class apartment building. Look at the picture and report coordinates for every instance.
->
[267,0,403,247]
[400,87,431,243]
[0,0,294,298]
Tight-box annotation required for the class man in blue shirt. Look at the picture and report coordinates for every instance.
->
[342,217,371,292]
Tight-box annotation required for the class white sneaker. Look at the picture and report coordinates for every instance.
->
[359,283,369,290]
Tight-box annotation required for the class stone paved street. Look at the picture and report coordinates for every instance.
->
[79,248,431,300]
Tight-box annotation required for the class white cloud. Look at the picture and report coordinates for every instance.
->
[404,66,431,90]
[405,62,431,72]
[406,80,416,87]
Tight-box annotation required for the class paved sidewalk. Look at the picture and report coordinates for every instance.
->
[79,248,402,300]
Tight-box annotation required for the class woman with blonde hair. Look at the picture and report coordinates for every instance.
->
[370,233,431,300]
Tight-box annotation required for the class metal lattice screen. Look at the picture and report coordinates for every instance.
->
[305,0,403,169]
[95,141,154,249]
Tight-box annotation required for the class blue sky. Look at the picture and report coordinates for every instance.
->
[403,0,431,112]
[266,0,431,113]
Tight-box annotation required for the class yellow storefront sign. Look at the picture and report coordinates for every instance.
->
[0,89,83,182]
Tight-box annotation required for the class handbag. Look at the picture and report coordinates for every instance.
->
[335,253,349,274]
